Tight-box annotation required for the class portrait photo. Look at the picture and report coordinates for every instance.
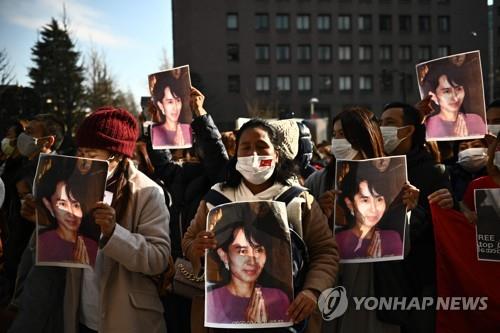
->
[205,201,293,329]
[34,154,108,268]
[416,51,487,141]
[475,189,500,262]
[148,65,193,149]
[334,156,408,263]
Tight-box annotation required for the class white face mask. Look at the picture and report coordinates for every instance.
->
[488,124,500,137]
[236,153,275,185]
[331,138,358,160]
[106,155,117,180]
[457,148,488,173]
[380,126,407,154]
[1,138,15,156]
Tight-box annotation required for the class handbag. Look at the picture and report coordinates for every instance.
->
[171,257,204,299]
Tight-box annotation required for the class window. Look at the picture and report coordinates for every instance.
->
[298,76,312,91]
[227,13,238,30]
[276,44,291,62]
[399,15,412,32]
[359,75,373,91]
[438,45,450,57]
[297,44,312,62]
[276,14,290,30]
[359,45,373,61]
[379,15,392,32]
[339,45,352,61]
[338,15,351,31]
[318,45,332,62]
[297,14,310,31]
[380,70,393,91]
[227,44,239,62]
[276,76,291,91]
[255,44,270,62]
[317,15,331,31]
[319,75,333,92]
[256,76,270,92]
[228,75,240,93]
[419,16,431,32]
[255,13,269,30]
[379,45,392,61]
[358,15,372,31]
[438,16,450,32]
[339,76,352,91]
[399,45,412,61]
[418,45,432,61]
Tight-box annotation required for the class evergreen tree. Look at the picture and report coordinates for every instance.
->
[29,18,84,136]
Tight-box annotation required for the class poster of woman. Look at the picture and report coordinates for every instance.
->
[205,201,294,329]
[148,65,193,149]
[334,156,408,263]
[35,154,107,268]
[416,51,487,141]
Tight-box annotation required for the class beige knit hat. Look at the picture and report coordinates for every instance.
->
[270,119,300,160]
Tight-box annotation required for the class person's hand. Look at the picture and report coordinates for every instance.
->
[93,202,116,238]
[402,183,420,210]
[191,231,217,259]
[414,95,434,122]
[428,188,454,209]
[367,230,382,257]
[73,236,90,264]
[453,113,468,137]
[20,194,36,223]
[190,87,207,117]
[246,288,268,323]
[287,289,318,323]
[318,190,341,219]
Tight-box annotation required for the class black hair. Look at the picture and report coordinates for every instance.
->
[33,113,65,151]
[151,73,184,104]
[223,118,297,189]
[383,102,426,151]
[338,162,390,228]
[487,99,500,110]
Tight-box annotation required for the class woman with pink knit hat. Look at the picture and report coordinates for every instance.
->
[64,106,171,333]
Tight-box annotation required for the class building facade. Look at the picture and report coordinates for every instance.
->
[173,0,488,130]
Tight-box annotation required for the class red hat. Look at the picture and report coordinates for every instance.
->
[76,106,138,157]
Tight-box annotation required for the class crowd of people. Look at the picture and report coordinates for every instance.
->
[0,82,499,333]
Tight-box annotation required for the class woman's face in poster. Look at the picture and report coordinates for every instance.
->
[43,181,82,234]
[219,228,267,284]
[432,75,465,114]
[157,86,182,125]
[346,180,386,228]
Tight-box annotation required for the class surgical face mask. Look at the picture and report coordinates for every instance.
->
[17,133,43,157]
[331,138,358,160]
[488,124,500,136]
[457,148,488,173]
[106,155,117,180]
[236,153,275,185]
[380,126,407,154]
[1,138,15,156]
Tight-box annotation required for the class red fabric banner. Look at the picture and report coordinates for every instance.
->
[431,204,500,333]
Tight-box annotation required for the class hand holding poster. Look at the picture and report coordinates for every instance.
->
[475,189,500,261]
[35,154,107,268]
[205,201,293,329]
[148,65,193,149]
[416,51,487,141]
[334,156,408,263]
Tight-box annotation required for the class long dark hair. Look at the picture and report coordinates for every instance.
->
[325,107,385,190]
[109,158,133,227]
[222,118,297,189]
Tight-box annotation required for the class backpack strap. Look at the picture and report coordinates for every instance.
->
[203,189,231,207]
[275,186,305,206]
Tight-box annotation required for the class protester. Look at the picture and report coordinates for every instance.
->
[486,99,500,134]
[183,118,339,333]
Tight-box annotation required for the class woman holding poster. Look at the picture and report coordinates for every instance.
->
[183,119,338,331]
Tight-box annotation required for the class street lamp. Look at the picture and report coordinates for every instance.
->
[309,97,319,118]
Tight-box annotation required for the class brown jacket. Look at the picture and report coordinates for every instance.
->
[64,162,171,333]
[182,183,339,332]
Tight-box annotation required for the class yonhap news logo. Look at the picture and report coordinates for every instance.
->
[317,286,488,321]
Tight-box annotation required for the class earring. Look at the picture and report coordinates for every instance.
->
[224,262,229,270]
[350,210,354,216]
